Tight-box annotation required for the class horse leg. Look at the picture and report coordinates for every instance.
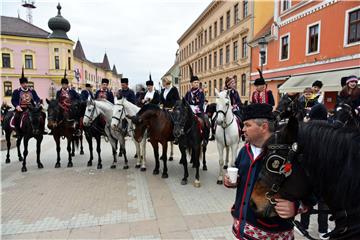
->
[96,136,102,169]
[110,139,118,169]
[67,137,73,168]
[80,133,84,155]
[216,142,225,184]
[151,141,160,175]
[193,145,201,188]
[202,142,208,171]
[86,134,94,167]
[71,139,75,157]
[180,146,188,185]
[17,135,23,162]
[54,135,61,168]
[36,135,44,169]
[5,130,11,163]
[140,138,147,171]
[160,141,168,178]
[134,139,141,168]
[121,142,129,170]
[168,141,174,161]
[21,137,29,172]
[224,146,230,169]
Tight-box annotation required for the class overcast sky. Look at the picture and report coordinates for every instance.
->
[2,0,211,86]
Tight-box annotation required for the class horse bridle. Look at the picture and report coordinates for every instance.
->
[111,103,126,130]
[84,101,97,124]
[216,98,234,129]
[262,131,298,205]
[335,103,356,127]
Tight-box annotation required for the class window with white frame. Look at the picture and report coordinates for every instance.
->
[242,36,248,58]
[306,22,320,55]
[25,54,33,69]
[2,53,11,68]
[280,34,290,60]
[347,8,360,44]
[281,0,291,12]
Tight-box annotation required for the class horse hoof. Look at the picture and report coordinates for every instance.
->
[110,165,116,169]
[55,163,61,168]
[80,150,84,155]
[193,180,201,188]
[140,167,146,172]
[217,180,223,185]
[71,153,75,157]
[134,154,138,158]
[161,173,168,178]
[123,165,129,170]
[135,164,141,169]
[153,169,159,175]
[169,157,173,161]
[181,179,188,185]
[6,159,10,164]
[67,162,73,168]
[203,166,208,171]
[223,165,228,170]
[97,164,102,169]
[21,167,27,172]
[38,163,44,169]
[19,157,23,162]
[87,161,92,167]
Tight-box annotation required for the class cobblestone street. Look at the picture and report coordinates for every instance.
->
[1,136,329,239]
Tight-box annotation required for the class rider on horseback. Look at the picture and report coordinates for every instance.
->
[142,74,160,105]
[80,83,94,101]
[11,67,44,137]
[184,64,210,142]
[160,76,180,110]
[56,70,81,136]
[96,78,115,104]
[337,75,360,116]
[116,78,135,132]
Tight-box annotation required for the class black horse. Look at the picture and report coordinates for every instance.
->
[335,101,360,128]
[1,103,12,135]
[46,99,80,168]
[16,101,45,172]
[172,99,208,187]
[250,117,360,239]
[274,93,302,123]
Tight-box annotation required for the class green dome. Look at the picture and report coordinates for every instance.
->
[48,3,70,40]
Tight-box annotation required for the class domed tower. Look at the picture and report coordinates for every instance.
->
[48,3,70,40]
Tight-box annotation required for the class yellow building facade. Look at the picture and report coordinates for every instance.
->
[177,0,274,102]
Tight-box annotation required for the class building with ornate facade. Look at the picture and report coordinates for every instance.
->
[0,3,121,105]
[250,0,360,109]
[177,0,274,102]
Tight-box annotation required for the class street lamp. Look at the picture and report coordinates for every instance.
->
[258,36,268,72]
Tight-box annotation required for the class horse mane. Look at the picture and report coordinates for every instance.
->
[137,104,160,116]
[298,121,360,208]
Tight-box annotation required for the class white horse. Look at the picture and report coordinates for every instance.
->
[214,89,242,184]
[83,99,127,169]
[111,98,148,171]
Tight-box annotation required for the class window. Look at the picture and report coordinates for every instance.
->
[241,74,246,96]
[55,56,60,69]
[209,54,212,69]
[25,55,33,69]
[209,26,212,41]
[280,34,289,60]
[214,51,217,67]
[220,16,224,33]
[192,41,194,53]
[233,41,238,61]
[243,0,248,18]
[4,81,12,97]
[307,22,320,54]
[282,0,290,12]
[209,80,212,96]
[200,58,203,72]
[226,10,231,30]
[195,61,197,74]
[214,79,217,95]
[260,47,267,66]
[204,30,208,44]
[68,49,71,53]
[195,38,198,51]
[234,75,238,90]
[54,48,59,52]
[2,53,11,68]
[234,3,239,24]
[204,56,207,71]
[226,45,230,64]
[219,78,223,91]
[242,36,248,58]
[214,21,218,38]
[348,8,360,44]
[219,48,223,66]
[68,57,71,70]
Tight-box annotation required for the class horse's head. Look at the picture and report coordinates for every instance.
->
[1,103,11,116]
[250,117,312,218]
[83,99,99,127]
[46,98,61,129]
[172,98,191,139]
[111,98,126,131]
[28,100,44,135]
[335,102,355,126]
[275,93,300,121]
[215,89,231,127]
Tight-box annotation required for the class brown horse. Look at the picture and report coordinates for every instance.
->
[131,104,174,178]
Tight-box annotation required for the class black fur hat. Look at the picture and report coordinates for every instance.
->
[242,103,274,121]
[121,78,128,84]
[312,80,323,88]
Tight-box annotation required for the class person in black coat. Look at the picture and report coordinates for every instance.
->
[95,78,114,104]
[142,75,160,105]
[80,83,94,101]
[117,78,136,104]
[160,76,180,109]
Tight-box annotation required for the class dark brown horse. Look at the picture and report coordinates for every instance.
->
[46,99,79,168]
[132,104,174,178]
